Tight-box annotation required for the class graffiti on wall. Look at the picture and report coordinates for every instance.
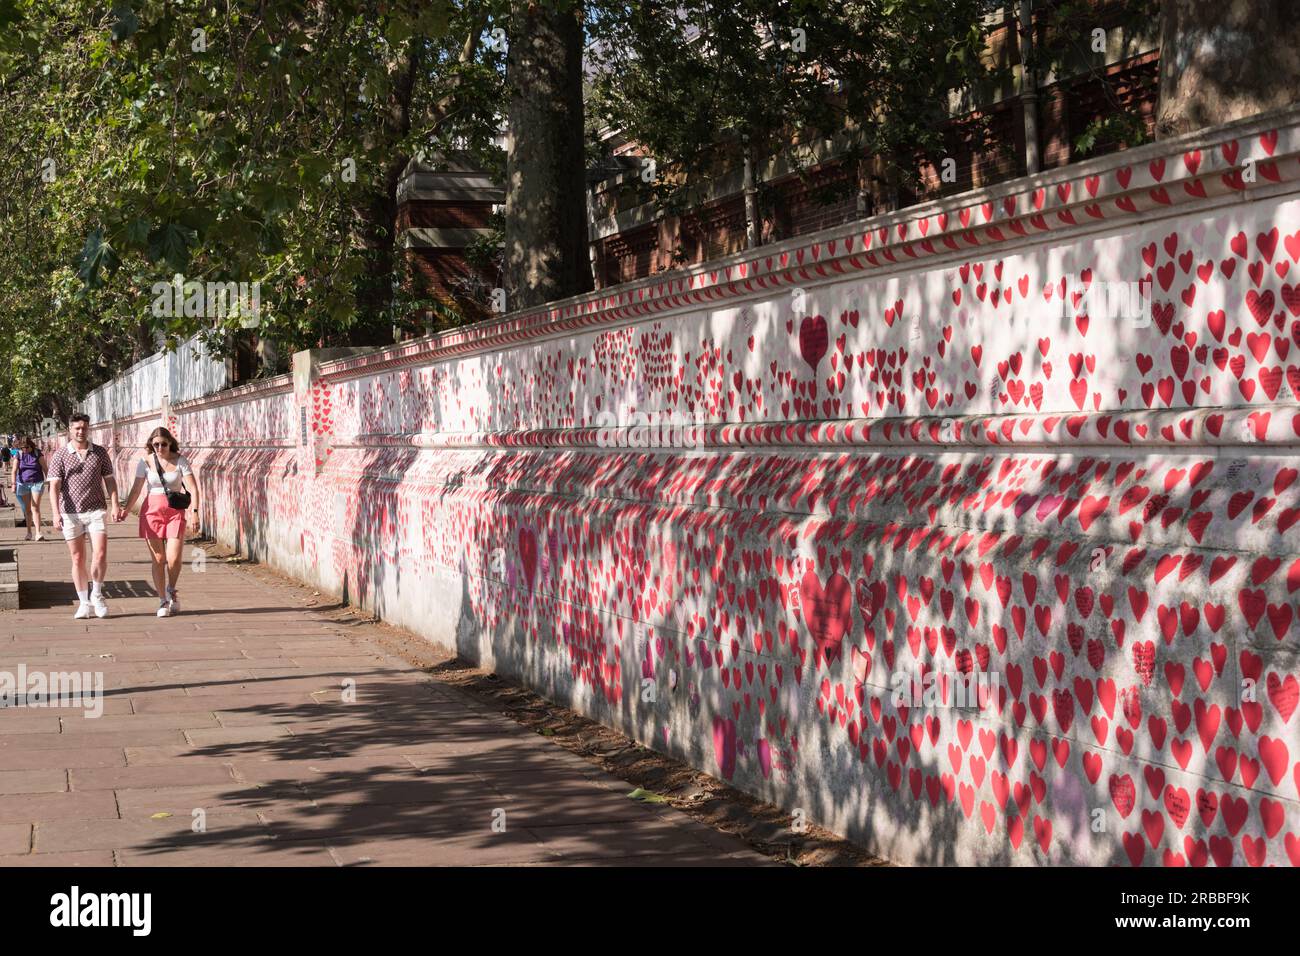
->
[115,116,1300,866]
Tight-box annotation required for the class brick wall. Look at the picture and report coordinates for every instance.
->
[397,200,495,231]
[600,223,660,286]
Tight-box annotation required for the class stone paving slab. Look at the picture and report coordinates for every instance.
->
[58,713,222,734]
[2,730,190,750]
[0,714,61,734]
[113,649,248,662]
[0,849,114,866]
[328,830,561,867]
[70,763,238,791]
[0,769,67,794]
[0,823,32,854]
[94,683,189,697]
[33,813,269,853]
[226,754,418,785]
[0,522,766,867]
[124,746,257,767]
[291,771,505,810]
[529,818,736,862]
[0,747,127,771]
[538,852,767,867]
[0,700,134,717]
[184,725,294,747]
[213,709,326,727]
[0,791,121,824]
[113,784,309,819]
[116,843,338,867]
[131,692,315,714]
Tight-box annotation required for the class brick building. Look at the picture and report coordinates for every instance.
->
[397,155,504,319]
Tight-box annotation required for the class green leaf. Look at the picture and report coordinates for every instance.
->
[147,223,194,273]
[0,0,23,30]
[134,17,169,58]
[122,216,151,248]
[627,788,669,803]
[109,3,139,42]
[415,1,452,38]
[76,229,120,289]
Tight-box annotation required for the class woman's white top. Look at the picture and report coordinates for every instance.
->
[136,454,193,495]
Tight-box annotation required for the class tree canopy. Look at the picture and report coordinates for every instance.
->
[1,0,1173,432]
[587,0,997,217]
[0,0,505,428]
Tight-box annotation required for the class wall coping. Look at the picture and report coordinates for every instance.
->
[160,105,1300,422]
[335,404,1300,453]
[171,374,292,413]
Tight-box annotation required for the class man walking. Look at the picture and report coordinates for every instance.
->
[46,414,120,619]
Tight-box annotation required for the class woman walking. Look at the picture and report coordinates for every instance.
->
[12,436,47,540]
[118,427,200,617]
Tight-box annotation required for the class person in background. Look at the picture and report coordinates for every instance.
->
[118,427,200,617]
[0,443,10,508]
[13,436,47,541]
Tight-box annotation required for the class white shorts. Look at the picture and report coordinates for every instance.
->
[61,510,107,541]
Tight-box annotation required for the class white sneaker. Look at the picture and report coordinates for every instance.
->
[156,600,171,618]
[73,602,91,620]
[91,594,109,618]
[167,591,180,615]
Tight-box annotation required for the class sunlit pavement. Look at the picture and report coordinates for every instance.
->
[0,515,763,866]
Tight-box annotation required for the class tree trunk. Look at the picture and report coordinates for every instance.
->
[504,0,593,311]
[131,317,153,363]
[862,151,903,214]
[352,40,421,342]
[1017,0,1040,175]
[255,335,280,376]
[743,141,760,249]
[355,21,489,343]
[1157,0,1300,139]
[855,154,871,217]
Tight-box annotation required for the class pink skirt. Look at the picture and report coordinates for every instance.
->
[139,494,187,540]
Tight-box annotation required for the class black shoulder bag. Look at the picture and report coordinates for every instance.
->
[154,453,193,510]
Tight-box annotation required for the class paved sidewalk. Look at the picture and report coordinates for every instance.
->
[0,515,763,866]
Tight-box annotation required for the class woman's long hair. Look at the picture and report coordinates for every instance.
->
[20,436,38,455]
